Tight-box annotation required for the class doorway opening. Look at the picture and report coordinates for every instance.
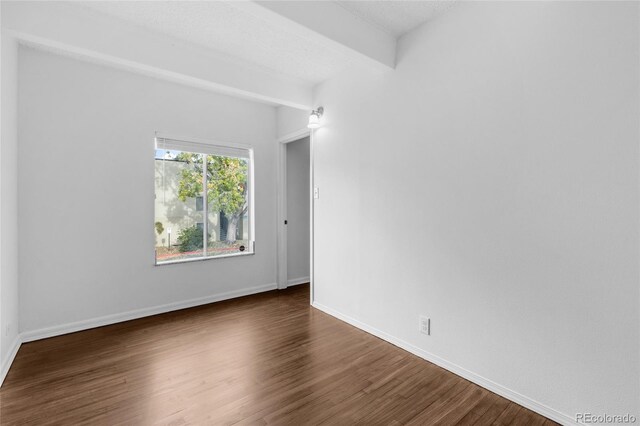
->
[277,130,313,301]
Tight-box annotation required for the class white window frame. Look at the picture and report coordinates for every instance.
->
[154,133,255,266]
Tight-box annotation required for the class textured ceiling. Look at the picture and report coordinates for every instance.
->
[78,1,354,85]
[77,1,457,86]
[336,1,457,37]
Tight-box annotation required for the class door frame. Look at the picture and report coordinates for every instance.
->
[276,128,313,302]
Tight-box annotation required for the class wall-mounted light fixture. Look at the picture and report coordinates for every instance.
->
[307,107,324,129]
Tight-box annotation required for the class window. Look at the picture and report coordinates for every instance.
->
[154,135,254,264]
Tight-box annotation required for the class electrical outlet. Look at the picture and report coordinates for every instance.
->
[419,316,430,335]
[313,187,320,199]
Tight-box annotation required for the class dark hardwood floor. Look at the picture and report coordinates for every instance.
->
[0,284,555,425]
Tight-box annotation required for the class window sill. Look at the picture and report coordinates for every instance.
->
[155,250,254,266]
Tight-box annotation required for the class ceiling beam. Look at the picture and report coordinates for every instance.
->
[1,2,313,110]
[236,1,396,72]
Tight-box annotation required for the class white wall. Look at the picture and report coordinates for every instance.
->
[286,137,310,284]
[312,1,639,422]
[0,34,20,382]
[18,47,278,335]
[276,106,308,140]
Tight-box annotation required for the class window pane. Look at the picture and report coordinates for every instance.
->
[155,150,205,263]
[155,137,253,264]
[206,155,250,257]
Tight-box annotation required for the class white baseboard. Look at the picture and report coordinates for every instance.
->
[287,276,310,287]
[311,301,577,426]
[21,283,277,343]
[0,334,22,387]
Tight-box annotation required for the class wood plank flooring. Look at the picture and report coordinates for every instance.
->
[0,285,555,425]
